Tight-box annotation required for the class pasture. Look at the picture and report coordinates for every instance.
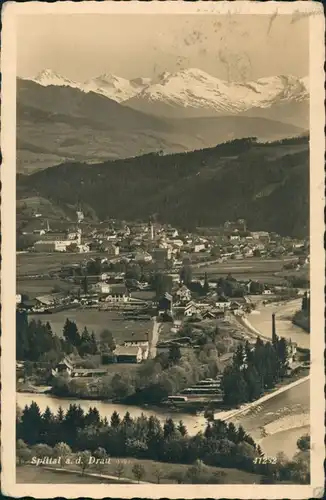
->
[17,278,76,298]
[17,252,111,277]
[16,465,117,484]
[35,457,263,485]
[29,309,152,344]
[192,257,305,284]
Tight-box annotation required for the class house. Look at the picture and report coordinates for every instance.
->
[35,292,68,308]
[67,229,82,244]
[151,247,172,263]
[19,298,38,311]
[174,285,192,303]
[114,346,143,363]
[91,282,112,295]
[251,231,270,242]
[52,358,74,377]
[71,368,109,378]
[134,251,153,263]
[34,240,71,252]
[123,332,149,348]
[166,228,179,238]
[102,243,120,256]
[228,234,241,242]
[102,284,130,302]
[184,301,200,317]
[169,239,184,249]
[193,243,206,253]
[215,299,230,310]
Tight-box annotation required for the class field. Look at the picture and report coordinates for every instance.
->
[193,257,308,285]
[17,278,76,298]
[29,309,152,343]
[36,456,263,484]
[17,252,112,277]
[16,465,116,484]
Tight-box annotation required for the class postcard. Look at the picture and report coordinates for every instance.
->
[1,1,325,498]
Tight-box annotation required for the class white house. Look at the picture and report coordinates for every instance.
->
[184,301,200,317]
[175,285,192,303]
[193,243,206,253]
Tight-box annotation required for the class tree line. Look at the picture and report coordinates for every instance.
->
[222,337,289,406]
[17,402,261,474]
[16,312,100,364]
[16,402,310,484]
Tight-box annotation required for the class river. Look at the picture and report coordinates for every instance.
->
[17,300,310,459]
[248,298,310,349]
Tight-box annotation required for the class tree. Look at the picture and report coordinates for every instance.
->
[168,344,181,365]
[16,444,33,466]
[81,274,89,295]
[297,434,310,452]
[99,329,116,352]
[16,311,29,360]
[18,402,43,445]
[77,450,92,475]
[177,420,188,437]
[152,272,173,299]
[122,411,133,427]
[203,273,210,295]
[92,447,108,473]
[153,465,164,483]
[63,319,81,348]
[53,442,72,467]
[132,463,145,483]
[163,418,176,439]
[40,406,56,445]
[180,264,192,286]
[222,366,249,406]
[32,443,53,461]
[110,411,121,428]
[114,462,125,480]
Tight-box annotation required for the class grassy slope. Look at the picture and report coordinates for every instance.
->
[18,456,263,484]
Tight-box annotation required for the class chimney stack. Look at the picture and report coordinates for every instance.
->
[272,313,277,344]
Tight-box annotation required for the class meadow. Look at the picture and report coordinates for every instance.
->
[193,257,308,285]
[17,252,111,277]
[16,465,117,484]
[29,309,152,343]
[21,457,263,485]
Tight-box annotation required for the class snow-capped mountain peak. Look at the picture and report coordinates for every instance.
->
[22,67,309,122]
[83,73,152,103]
[30,69,81,89]
[125,68,309,117]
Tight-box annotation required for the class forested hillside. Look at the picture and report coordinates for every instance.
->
[17,137,309,238]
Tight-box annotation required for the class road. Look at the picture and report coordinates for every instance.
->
[149,316,161,359]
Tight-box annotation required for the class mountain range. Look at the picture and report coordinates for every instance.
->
[17,68,308,174]
[18,136,309,238]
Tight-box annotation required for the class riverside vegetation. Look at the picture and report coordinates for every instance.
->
[16,403,310,484]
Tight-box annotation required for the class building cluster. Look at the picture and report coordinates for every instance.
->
[27,217,308,267]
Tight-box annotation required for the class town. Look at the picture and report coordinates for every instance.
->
[16,210,310,411]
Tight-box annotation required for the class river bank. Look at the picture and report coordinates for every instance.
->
[292,310,310,333]
[229,299,310,458]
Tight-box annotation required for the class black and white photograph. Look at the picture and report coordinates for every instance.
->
[1,1,325,498]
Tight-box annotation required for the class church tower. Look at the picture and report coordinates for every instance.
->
[148,219,154,241]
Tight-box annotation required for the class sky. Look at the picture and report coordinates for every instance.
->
[17,13,309,83]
